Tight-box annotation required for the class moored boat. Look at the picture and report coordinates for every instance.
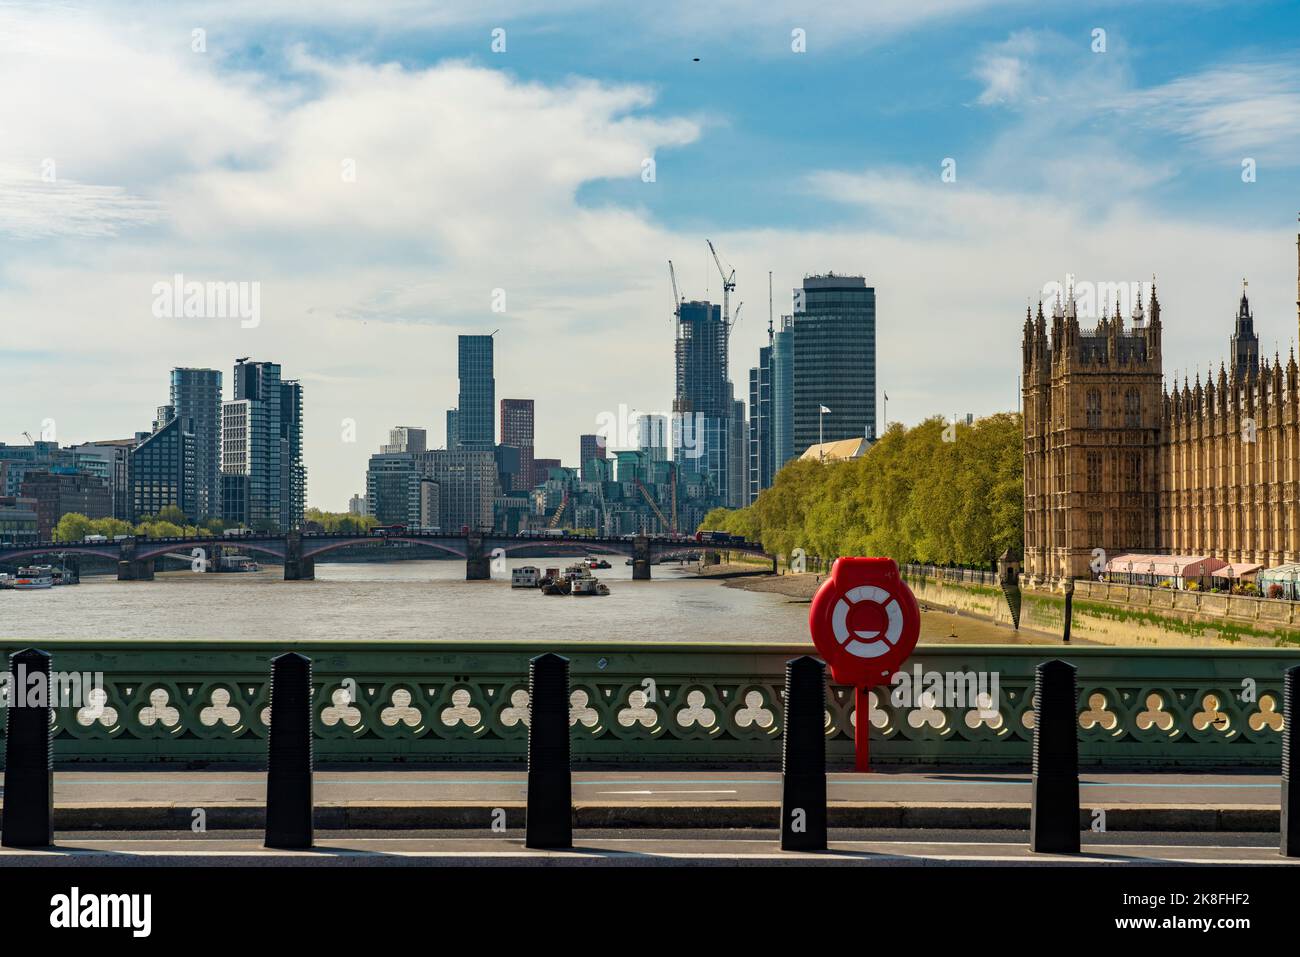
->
[13,566,54,590]
[512,565,541,588]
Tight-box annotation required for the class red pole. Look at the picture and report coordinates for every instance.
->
[855,685,871,772]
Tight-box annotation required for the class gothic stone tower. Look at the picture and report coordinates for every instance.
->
[1022,286,1164,584]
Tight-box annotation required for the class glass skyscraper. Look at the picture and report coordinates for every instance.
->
[130,416,196,521]
[221,359,305,529]
[771,314,795,469]
[457,335,495,451]
[748,343,772,502]
[499,398,535,490]
[170,367,222,520]
[672,300,736,503]
[792,274,876,454]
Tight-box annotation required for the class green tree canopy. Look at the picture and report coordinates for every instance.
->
[698,413,1023,566]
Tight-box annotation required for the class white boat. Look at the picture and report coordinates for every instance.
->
[571,576,601,595]
[512,565,541,588]
[12,566,53,590]
[569,564,610,596]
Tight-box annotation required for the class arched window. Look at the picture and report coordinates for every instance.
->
[1124,389,1141,427]
[1086,389,1102,428]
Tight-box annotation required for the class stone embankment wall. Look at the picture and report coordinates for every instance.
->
[901,572,1300,648]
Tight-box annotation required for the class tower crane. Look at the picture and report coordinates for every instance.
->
[706,239,736,332]
[668,260,682,334]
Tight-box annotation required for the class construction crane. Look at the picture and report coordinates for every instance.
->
[668,259,683,335]
[22,431,35,444]
[547,490,570,529]
[706,239,736,332]
[635,479,676,536]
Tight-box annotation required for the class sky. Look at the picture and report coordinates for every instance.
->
[3,0,1300,509]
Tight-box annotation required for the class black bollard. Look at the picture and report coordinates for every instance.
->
[1283,665,1299,858]
[1062,581,1074,644]
[2,648,54,848]
[526,653,572,849]
[781,655,827,851]
[265,652,313,849]
[1030,658,1080,853]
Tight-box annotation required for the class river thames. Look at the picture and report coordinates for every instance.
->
[2,556,1045,644]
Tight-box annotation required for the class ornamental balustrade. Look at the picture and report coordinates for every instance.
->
[0,641,1292,767]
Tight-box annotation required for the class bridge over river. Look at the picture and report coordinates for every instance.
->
[0,531,774,581]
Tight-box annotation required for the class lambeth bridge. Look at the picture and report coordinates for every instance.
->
[0,531,773,581]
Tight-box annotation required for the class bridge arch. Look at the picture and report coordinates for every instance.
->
[133,540,288,562]
[493,540,632,557]
[0,545,121,564]
[302,536,468,559]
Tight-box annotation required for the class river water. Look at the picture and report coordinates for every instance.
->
[3,557,1045,645]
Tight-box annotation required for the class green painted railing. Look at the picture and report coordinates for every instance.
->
[0,640,1295,768]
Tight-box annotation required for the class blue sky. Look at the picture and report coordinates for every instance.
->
[3,0,1300,507]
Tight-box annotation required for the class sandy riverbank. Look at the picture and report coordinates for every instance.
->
[692,562,1070,645]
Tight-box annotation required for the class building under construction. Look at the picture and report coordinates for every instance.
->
[669,244,748,508]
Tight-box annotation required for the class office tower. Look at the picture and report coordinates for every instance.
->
[772,314,795,469]
[457,335,495,451]
[0,441,64,497]
[672,299,735,501]
[637,414,669,462]
[280,379,306,530]
[446,409,461,451]
[365,452,421,526]
[728,399,747,508]
[222,358,303,529]
[348,493,368,516]
[578,433,606,471]
[419,479,440,529]
[415,449,497,531]
[131,416,196,521]
[748,341,772,501]
[533,457,561,482]
[19,470,112,538]
[494,444,522,493]
[69,440,135,521]
[792,274,877,454]
[500,399,535,490]
[382,426,428,454]
[0,496,39,543]
[170,367,223,519]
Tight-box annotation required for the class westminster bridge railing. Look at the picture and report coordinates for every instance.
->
[0,640,1294,769]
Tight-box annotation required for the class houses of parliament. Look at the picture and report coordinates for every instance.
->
[1022,230,1300,584]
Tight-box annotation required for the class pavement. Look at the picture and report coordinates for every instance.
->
[0,769,1283,832]
[1,830,1295,866]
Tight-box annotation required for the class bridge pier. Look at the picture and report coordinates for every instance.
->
[283,533,315,581]
[116,540,154,581]
[632,535,651,580]
[466,533,490,580]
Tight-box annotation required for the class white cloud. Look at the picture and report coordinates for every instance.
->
[1110,61,1300,163]
[3,6,1297,511]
